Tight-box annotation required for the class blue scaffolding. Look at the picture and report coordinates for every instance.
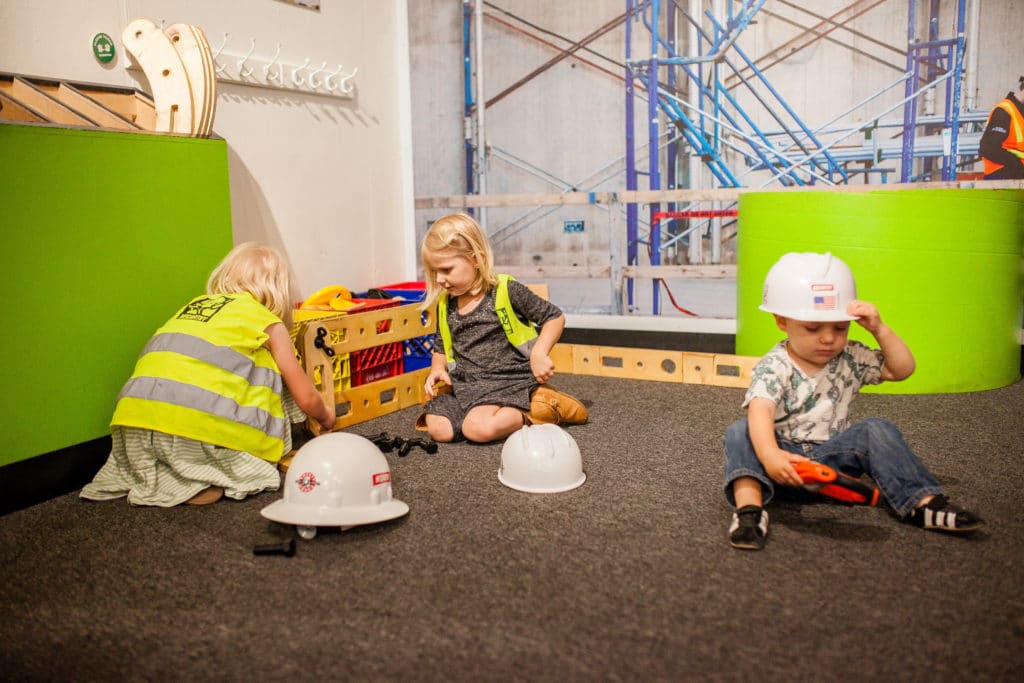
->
[900,0,968,182]
[623,0,972,314]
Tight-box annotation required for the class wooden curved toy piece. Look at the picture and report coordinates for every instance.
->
[165,23,217,136]
[122,18,194,134]
[792,461,880,506]
[189,25,218,136]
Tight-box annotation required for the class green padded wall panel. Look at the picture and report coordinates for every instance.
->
[0,124,233,466]
[736,189,1024,394]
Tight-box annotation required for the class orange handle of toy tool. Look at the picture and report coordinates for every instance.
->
[792,461,880,506]
[817,480,880,506]
[792,461,836,484]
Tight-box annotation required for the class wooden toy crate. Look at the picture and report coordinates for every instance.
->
[297,301,436,430]
[290,297,401,341]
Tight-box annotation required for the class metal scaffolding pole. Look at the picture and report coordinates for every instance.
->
[900,0,966,182]
[462,0,475,197]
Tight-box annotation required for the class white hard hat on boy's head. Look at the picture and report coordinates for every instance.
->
[759,252,858,322]
[499,424,585,493]
[261,432,408,539]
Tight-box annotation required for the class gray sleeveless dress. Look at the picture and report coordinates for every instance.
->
[420,280,562,440]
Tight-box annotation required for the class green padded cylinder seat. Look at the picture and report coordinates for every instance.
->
[736,188,1024,394]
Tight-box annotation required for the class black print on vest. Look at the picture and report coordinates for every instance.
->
[497,308,515,336]
[177,295,233,322]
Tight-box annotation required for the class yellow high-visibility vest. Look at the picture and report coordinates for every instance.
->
[111,293,288,462]
[437,274,538,368]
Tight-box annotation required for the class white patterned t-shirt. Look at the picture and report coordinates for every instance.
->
[742,340,885,445]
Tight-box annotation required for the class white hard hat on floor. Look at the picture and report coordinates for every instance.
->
[759,251,858,321]
[499,423,585,493]
[261,432,408,539]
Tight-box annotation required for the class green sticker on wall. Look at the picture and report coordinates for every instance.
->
[92,33,115,63]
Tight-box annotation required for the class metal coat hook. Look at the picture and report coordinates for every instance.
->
[291,57,311,87]
[264,43,283,82]
[237,38,256,78]
[324,64,345,91]
[212,33,230,75]
[338,66,358,94]
[307,61,328,89]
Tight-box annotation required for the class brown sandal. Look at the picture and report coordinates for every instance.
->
[185,486,224,506]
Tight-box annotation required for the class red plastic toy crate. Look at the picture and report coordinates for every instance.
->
[352,341,403,386]
[378,281,425,291]
[349,297,402,322]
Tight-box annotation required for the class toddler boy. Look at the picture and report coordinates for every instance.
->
[724,252,983,550]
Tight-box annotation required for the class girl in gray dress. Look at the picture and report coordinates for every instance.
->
[417,213,587,443]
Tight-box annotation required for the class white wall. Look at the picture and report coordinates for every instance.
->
[0,0,416,299]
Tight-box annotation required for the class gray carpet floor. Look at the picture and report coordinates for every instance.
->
[2,374,1022,682]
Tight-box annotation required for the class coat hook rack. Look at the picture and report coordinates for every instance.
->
[209,36,357,99]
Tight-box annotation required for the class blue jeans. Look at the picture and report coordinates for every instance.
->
[723,417,944,518]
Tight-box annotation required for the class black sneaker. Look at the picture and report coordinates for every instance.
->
[729,505,768,550]
[911,495,985,533]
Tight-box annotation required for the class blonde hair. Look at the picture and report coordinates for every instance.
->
[420,213,498,309]
[206,242,292,320]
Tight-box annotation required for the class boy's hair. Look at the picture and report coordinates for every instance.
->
[420,213,498,309]
[207,242,292,320]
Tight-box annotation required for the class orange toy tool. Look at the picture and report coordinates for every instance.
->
[792,461,880,506]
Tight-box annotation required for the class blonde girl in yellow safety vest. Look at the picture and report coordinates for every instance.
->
[417,213,588,444]
[81,243,335,507]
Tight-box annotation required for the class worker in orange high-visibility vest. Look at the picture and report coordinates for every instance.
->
[980,76,1024,180]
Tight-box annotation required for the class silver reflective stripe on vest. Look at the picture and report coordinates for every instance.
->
[516,336,536,357]
[117,376,287,438]
[141,332,280,389]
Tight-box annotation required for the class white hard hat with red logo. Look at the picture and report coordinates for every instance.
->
[261,432,408,539]
[759,252,858,322]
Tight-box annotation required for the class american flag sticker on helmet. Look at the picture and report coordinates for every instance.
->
[813,295,836,309]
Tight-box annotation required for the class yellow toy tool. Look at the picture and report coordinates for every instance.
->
[300,285,361,311]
